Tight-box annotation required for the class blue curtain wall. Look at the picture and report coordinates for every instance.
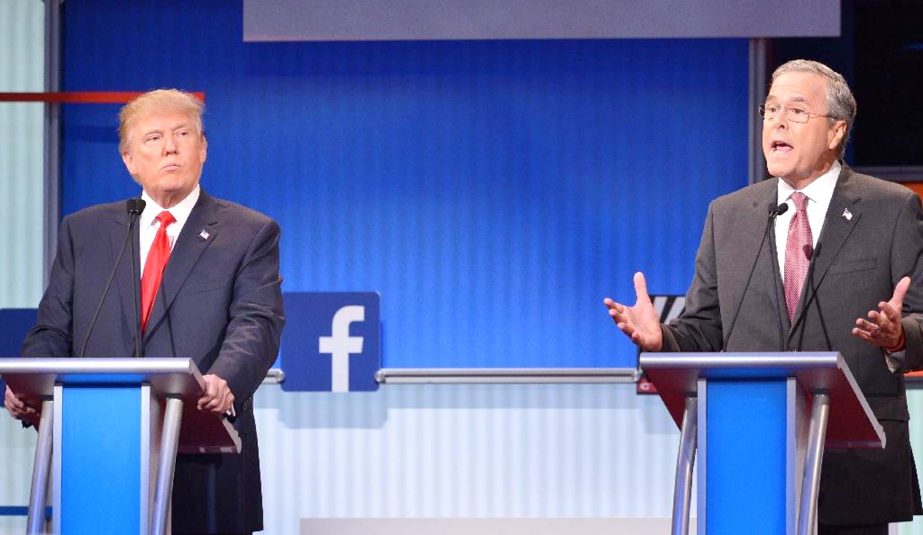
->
[62,1,749,368]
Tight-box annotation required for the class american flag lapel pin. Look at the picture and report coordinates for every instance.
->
[842,208,853,222]
[199,229,210,240]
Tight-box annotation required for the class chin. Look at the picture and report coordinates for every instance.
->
[765,165,790,179]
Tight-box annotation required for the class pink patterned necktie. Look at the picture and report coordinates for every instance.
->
[784,192,813,322]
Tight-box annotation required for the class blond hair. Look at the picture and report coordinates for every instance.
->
[118,89,205,153]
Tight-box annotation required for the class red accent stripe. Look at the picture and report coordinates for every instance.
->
[0,92,205,104]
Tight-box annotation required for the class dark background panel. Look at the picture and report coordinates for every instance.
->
[767,0,923,168]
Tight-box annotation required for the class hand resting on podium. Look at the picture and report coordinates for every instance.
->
[4,372,235,426]
[4,385,40,427]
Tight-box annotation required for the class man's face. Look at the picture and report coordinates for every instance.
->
[121,112,207,207]
[762,71,846,187]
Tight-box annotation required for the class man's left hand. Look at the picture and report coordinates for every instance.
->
[197,374,235,414]
[853,276,910,352]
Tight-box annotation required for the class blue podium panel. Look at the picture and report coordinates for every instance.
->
[641,353,884,535]
[60,386,141,534]
[705,380,788,535]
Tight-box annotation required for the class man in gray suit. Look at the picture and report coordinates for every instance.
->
[4,89,284,534]
[605,60,923,533]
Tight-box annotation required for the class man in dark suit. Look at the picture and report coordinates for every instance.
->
[605,60,923,534]
[4,89,284,534]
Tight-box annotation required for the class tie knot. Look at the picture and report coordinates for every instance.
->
[156,210,176,227]
[791,191,808,211]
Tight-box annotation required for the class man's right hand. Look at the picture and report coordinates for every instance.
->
[4,385,39,426]
[603,272,663,352]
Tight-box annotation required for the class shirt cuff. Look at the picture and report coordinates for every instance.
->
[885,349,906,373]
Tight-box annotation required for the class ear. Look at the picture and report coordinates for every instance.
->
[121,150,136,176]
[828,120,847,151]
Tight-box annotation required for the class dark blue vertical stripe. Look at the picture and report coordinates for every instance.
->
[62,1,748,368]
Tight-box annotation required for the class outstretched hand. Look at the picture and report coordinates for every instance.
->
[604,272,663,352]
[853,276,909,352]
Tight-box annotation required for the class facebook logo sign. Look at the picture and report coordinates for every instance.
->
[279,292,380,392]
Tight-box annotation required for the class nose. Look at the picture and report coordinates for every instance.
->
[765,114,787,130]
[163,132,178,154]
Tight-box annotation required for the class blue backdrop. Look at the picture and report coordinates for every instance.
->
[60,1,749,368]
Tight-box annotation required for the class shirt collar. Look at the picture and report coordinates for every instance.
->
[140,185,201,230]
[776,161,841,207]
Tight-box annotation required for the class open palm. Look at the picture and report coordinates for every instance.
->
[604,272,663,351]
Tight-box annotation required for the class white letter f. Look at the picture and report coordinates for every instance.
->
[319,305,365,393]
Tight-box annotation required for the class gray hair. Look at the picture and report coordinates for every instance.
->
[771,59,856,159]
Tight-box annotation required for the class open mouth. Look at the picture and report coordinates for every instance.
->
[771,140,793,153]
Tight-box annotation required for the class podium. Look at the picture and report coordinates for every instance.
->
[0,358,241,535]
[640,352,884,535]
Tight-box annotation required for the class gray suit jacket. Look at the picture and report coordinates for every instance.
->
[662,166,923,524]
[22,190,285,533]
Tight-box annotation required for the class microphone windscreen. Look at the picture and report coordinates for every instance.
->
[771,203,789,216]
[126,199,146,215]
[803,244,814,260]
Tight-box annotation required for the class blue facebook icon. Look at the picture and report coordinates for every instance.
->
[279,292,380,392]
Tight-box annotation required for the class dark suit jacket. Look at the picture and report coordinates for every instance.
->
[21,190,285,533]
[662,166,923,525]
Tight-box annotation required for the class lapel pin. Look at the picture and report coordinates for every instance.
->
[199,229,210,240]
[842,208,853,222]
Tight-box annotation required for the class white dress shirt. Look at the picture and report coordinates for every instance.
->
[774,161,841,275]
[139,185,201,271]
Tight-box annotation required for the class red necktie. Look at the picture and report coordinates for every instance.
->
[784,192,812,322]
[141,211,176,332]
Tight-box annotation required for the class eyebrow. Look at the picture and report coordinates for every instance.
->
[765,95,810,105]
[141,123,192,137]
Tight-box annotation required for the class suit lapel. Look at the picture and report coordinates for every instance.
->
[111,205,143,353]
[788,167,861,338]
[143,192,221,342]
[723,182,788,341]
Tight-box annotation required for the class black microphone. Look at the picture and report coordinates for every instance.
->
[143,221,184,359]
[769,203,790,218]
[128,199,145,358]
[156,278,178,360]
[791,243,832,351]
[767,203,789,350]
[79,198,146,357]
[723,202,789,350]
[139,265,176,360]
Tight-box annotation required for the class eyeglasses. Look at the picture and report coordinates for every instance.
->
[758,104,835,124]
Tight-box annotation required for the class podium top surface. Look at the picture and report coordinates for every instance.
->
[640,352,885,448]
[0,356,201,375]
[0,358,241,454]
[641,351,840,374]
[0,357,205,399]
